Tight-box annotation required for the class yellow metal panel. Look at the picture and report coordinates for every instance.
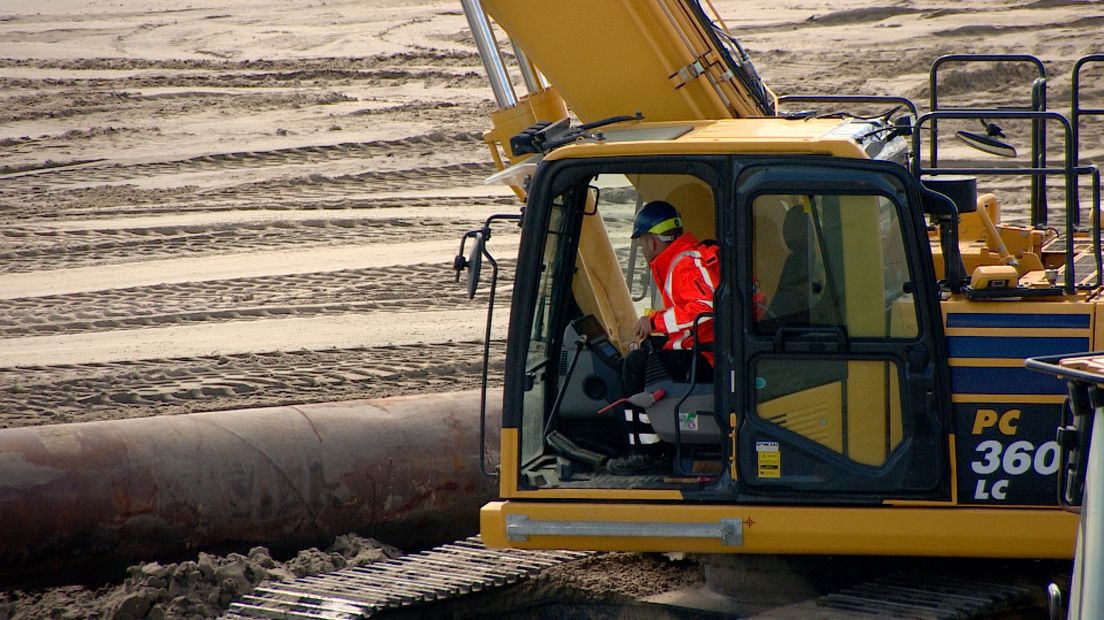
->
[548,135,866,159]
[499,427,519,497]
[480,0,763,123]
[758,381,843,454]
[847,361,902,466]
[888,295,918,338]
[542,119,869,161]
[509,488,684,501]
[951,393,1067,404]
[941,298,1094,315]
[754,360,903,466]
[572,193,638,352]
[840,195,887,337]
[661,0,773,116]
[1096,302,1104,350]
[485,88,569,166]
[689,119,849,141]
[969,265,1020,290]
[480,501,1076,558]
[948,434,959,503]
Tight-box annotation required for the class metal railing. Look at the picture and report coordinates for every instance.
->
[929,55,1049,224]
[911,109,1100,294]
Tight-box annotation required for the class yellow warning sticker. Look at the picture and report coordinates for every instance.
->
[756,441,780,479]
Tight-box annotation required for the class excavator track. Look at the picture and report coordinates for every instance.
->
[812,571,1043,618]
[225,539,1054,620]
[740,563,1053,619]
[223,537,592,619]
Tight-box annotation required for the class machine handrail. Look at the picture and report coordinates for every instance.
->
[1072,55,1104,227]
[929,54,1048,223]
[1072,55,1104,163]
[672,311,715,477]
[912,109,1090,295]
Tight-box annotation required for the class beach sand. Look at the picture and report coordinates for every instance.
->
[0,0,1100,615]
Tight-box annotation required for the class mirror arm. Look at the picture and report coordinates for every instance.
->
[452,229,482,283]
[471,212,523,479]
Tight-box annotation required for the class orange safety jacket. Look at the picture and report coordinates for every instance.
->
[648,233,766,364]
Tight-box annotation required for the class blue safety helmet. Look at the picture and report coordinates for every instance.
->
[631,200,682,239]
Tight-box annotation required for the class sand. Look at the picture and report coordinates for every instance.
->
[0,0,1101,616]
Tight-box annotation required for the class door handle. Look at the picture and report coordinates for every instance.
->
[772,325,849,354]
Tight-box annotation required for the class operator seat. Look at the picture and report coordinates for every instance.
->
[638,334,719,445]
[766,205,812,326]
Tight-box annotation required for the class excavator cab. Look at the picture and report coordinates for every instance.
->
[468,128,1079,557]
[505,144,951,502]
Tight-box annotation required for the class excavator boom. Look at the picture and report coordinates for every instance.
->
[462,0,777,176]
[478,0,774,123]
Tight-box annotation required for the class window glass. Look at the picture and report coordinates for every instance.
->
[519,194,567,466]
[754,357,904,466]
[517,171,716,477]
[594,173,717,316]
[752,193,917,338]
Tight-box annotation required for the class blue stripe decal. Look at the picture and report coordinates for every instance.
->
[946,312,1090,329]
[947,336,1090,359]
[950,366,1067,395]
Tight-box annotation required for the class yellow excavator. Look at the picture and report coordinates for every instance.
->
[455,0,1102,591]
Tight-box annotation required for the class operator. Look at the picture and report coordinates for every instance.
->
[608,201,721,475]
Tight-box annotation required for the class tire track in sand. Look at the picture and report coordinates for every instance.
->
[0,342,505,427]
[0,131,483,186]
[0,261,515,337]
[0,216,478,274]
[0,194,517,223]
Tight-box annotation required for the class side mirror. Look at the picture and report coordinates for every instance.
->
[452,230,485,299]
[453,213,520,301]
[955,120,1017,158]
[465,232,485,300]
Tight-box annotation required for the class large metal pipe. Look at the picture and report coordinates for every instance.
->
[461,0,517,109]
[0,390,499,581]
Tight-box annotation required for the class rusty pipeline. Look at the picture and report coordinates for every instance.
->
[0,390,500,581]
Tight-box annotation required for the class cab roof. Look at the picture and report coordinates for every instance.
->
[543,118,871,161]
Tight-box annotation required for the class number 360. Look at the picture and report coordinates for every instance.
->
[970,440,1059,476]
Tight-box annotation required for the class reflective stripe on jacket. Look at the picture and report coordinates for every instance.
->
[648,233,719,359]
[648,233,767,363]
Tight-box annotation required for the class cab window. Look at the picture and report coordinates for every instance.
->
[752,193,917,338]
[749,192,917,467]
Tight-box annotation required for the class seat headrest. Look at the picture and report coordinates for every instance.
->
[782,206,810,252]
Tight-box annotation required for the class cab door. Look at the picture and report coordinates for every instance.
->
[729,159,949,499]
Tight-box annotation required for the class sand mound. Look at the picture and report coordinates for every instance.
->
[0,535,399,620]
